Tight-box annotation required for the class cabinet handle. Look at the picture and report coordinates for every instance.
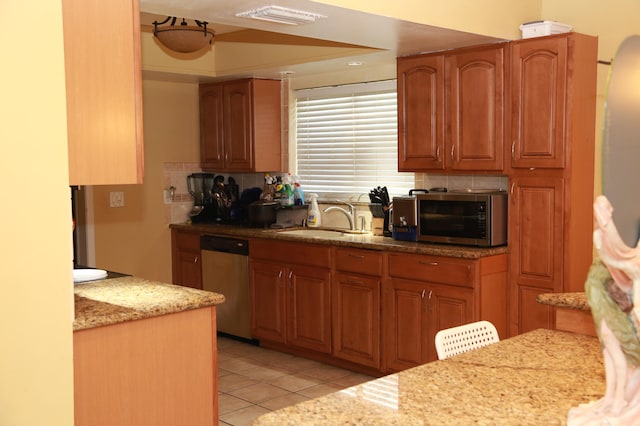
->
[278,270,283,279]
[419,261,438,266]
[421,289,426,299]
[436,146,440,161]
[348,253,365,259]
[427,290,433,311]
[510,182,515,198]
[346,279,364,285]
[194,256,199,264]
[450,145,455,161]
[511,141,515,159]
[288,271,293,279]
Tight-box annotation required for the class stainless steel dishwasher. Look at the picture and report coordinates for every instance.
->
[200,235,252,341]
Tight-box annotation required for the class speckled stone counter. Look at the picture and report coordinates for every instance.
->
[537,292,590,311]
[254,329,604,425]
[73,276,225,331]
[170,223,508,259]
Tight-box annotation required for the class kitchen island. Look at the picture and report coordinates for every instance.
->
[254,329,604,425]
[73,276,225,426]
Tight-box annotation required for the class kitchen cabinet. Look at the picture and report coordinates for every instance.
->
[171,229,202,289]
[199,78,281,172]
[510,35,568,169]
[397,43,506,172]
[250,239,332,354]
[333,248,382,369]
[507,33,598,336]
[62,0,144,185]
[383,253,507,371]
[74,306,218,425]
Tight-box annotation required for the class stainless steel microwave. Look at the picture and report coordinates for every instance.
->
[414,191,507,247]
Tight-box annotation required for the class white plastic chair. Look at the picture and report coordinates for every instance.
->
[434,320,500,360]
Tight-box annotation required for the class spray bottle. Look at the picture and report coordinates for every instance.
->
[307,193,321,228]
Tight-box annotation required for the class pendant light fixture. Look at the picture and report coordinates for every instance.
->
[152,17,214,53]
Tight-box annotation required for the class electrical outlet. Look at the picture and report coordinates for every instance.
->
[109,191,124,208]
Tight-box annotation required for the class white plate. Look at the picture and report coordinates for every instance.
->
[73,269,108,283]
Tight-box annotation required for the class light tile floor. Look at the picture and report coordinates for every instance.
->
[217,336,374,426]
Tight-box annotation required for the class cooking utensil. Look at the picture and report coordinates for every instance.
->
[248,200,280,227]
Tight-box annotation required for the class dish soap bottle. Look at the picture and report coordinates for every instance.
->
[307,193,321,228]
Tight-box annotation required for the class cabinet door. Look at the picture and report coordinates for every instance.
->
[63,0,144,185]
[171,230,202,289]
[511,285,554,335]
[250,260,286,343]
[427,284,474,362]
[397,54,444,171]
[287,265,332,353]
[446,45,505,171]
[509,176,564,335]
[223,80,254,171]
[333,272,380,369]
[383,279,429,372]
[510,36,568,169]
[199,84,224,170]
[175,251,202,289]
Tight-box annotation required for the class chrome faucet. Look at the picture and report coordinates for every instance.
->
[323,201,356,231]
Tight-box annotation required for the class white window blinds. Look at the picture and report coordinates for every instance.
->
[294,80,413,196]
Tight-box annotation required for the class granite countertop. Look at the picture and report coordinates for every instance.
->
[254,329,604,425]
[170,223,508,260]
[536,292,590,311]
[73,276,225,331]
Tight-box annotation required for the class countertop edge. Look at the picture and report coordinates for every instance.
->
[536,292,591,311]
[73,276,225,331]
[170,223,508,259]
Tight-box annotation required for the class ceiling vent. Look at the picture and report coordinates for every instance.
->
[235,5,327,25]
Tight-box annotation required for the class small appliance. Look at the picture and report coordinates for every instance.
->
[187,173,218,222]
[392,189,508,247]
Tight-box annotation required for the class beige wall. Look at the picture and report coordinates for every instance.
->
[0,0,74,424]
[92,80,200,282]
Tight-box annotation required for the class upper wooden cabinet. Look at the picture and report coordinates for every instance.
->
[62,0,144,185]
[397,43,506,172]
[510,35,568,169]
[199,79,282,172]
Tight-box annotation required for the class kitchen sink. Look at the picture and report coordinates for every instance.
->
[281,229,347,238]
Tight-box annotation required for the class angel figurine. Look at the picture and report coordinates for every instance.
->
[568,195,640,425]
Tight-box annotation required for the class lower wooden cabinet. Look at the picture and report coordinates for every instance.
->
[171,229,202,289]
[383,279,474,370]
[332,274,380,368]
[383,252,507,371]
[249,239,332,354]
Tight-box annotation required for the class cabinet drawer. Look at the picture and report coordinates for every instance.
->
[335,248,383,276]
[251,239,331,268]
[173,230,201,252]
[388,253,475,288]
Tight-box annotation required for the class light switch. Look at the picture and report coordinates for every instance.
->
[109,191,125,208]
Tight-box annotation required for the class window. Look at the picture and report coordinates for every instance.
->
[294,80,413,197]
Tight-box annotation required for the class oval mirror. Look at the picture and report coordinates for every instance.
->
[602,35,640,246]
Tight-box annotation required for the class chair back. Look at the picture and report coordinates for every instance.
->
[434,320,499,360]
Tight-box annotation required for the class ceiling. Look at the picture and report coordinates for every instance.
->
[139,0,507,84]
